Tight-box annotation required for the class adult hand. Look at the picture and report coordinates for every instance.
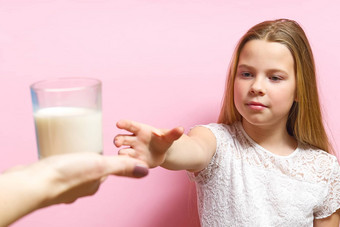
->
[39,152,149,206]
[0,152,148,227]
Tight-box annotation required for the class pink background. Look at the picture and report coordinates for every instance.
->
[1,1,339,226]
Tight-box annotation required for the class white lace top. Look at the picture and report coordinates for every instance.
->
[190,122,340,227]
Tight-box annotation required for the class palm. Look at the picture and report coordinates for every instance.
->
[114,120,184,168]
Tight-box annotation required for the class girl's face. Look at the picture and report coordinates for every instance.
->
[234,40,296,129]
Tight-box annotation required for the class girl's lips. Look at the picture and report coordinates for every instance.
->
[246,102,267,110]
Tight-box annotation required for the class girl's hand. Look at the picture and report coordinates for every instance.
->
[114,120,184,168]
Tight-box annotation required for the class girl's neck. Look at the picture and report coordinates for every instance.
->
[241,120,297,156]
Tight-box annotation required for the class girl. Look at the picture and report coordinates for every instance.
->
[114,19,340,226]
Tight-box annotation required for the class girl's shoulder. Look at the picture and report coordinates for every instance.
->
[299,146,340,219]
[298,143,339,167]
[197,122,240,139]
[194,122,249,165]
[295,144,339,185]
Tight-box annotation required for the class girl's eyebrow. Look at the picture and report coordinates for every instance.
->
[238,64,289,75]
[238,64,254,70]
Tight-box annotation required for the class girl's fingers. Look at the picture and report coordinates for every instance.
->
[118,148,136,157]
[114,135,137,147]
[116,120,141,134]
[152,127,185,143]
[151,128,164,137]
[164,127,184,142]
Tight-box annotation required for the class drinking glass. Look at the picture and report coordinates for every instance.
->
[30,77,102,159]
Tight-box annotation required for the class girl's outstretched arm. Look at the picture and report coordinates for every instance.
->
[114,120,216,172]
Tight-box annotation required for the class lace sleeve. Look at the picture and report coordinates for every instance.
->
[188,124,231,184]
[186,124,220,182]
[314,157,340,219]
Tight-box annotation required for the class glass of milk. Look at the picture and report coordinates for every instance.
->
[30,78,102,159]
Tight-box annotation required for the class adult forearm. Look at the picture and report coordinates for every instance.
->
[0,165,52,227]
[0,153,149,226]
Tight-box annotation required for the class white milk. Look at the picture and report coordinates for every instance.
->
[34,107,102,158]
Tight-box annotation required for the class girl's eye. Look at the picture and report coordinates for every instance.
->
[240,72,253,78]
[269,75,282,82]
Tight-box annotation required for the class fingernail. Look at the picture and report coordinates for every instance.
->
[133,164,149,178]
[152,129,163,137]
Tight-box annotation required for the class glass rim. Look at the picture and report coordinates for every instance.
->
[30,77,101,92]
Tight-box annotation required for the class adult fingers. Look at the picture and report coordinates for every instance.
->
[103,155,149,178]
[60,180,102,204]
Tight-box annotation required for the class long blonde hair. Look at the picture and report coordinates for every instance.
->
[218,19,333,153]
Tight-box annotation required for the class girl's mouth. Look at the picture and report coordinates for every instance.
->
[246,101,267,110]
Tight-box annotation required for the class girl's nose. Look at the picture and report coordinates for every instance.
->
[250,78,265,96]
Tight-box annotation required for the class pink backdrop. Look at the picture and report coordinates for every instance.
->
[1,1,339,226]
